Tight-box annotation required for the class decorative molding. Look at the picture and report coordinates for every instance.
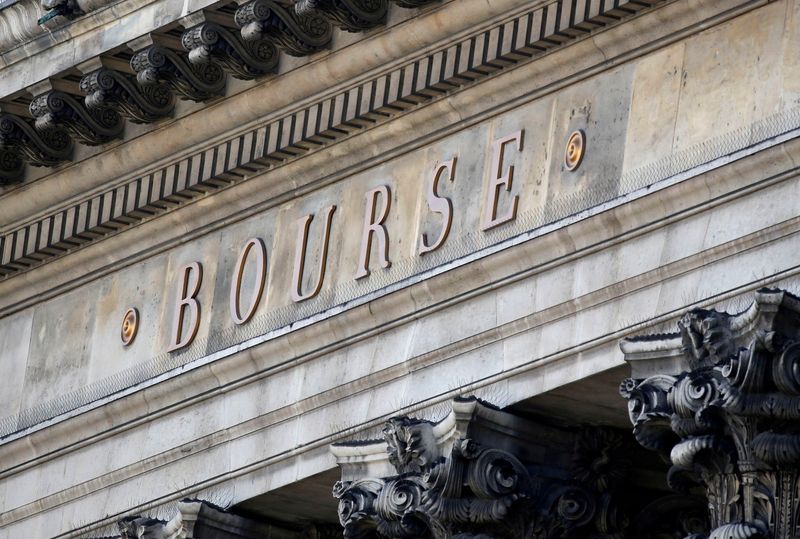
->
[83,499,287,539]
[0,112,72,167]
[0,0,664,277]
[0,147,24,184]
[235,0,333,57]
[80,67,175,124]
[620,288,800,539]
[182,22,280,80]
[332,398,638,539]
[294,0,387,33]
[131,44,226,102]
[28,89,124,146]
[390,0,439,8]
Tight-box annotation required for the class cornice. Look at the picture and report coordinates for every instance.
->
[0,0,668,278]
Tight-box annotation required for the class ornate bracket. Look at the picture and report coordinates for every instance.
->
[131,44,226,102]
[390,0,439,8]
[80,68,175,124]
[235,0,332,57]
[294,0,387,33]
[620,288,800,539]
[29,90,124,146]
[0,113,72,168]
[0,148,24,185]
[182,22,279,80]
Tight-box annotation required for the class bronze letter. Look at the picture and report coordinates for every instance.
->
[355,185,391,280]
[230,238,268,324]
[482,130,523,230]
[168,261,203,352]
[419,157,457,255]
[292,205,336,302]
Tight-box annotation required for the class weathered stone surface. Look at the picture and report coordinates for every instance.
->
[3,0,800,538]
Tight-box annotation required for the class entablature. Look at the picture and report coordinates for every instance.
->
[0,0,666,280]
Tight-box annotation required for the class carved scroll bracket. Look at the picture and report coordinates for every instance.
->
[80,67,175,124]
[294,0,387,33]
[29,89,124,146]
[0,112,72,169]
[182,19,279,80]
[131,43,226,102]
[235,0,333,56]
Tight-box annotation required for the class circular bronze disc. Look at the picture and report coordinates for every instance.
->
[121,307,139,346]
[564,130,586,172]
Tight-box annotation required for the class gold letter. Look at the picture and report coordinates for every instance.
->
[292,205,336,302]
[355,185,391,280]
[168,261,202,352]
[419,157,456,255]
[482,130,523,230]
[230,238,267,324]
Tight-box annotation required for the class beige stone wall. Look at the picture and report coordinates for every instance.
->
[1,0,796,428]
[3,0,800,536]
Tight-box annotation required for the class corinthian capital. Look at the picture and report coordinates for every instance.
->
[620,288,800,539]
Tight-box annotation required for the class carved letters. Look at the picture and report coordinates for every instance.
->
[168,262,203,351]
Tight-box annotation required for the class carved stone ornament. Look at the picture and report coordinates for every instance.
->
[39,0,84,20]
[389,0,439,8]
[235,0,333,57]
[131,44,226,102]
[294,0,387,33]
[620,288,800,539]
[0,113,72,168]
[84,499,278,538]
[0,148,24,184]
[29,90,124,146]
[80,67,175,124]
[331,397,636,539]
[182,22,279,81]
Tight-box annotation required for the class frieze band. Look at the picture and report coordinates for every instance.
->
[0,0,665,278]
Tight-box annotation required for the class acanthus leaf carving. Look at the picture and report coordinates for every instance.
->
[80,67,175,124]
[294,0,387,33]
[235,0,332,57]
[389,0,439,7]
[0,148,24,185]
[620,288,800,539]
[182,22,279,80]
[131,44,226,102]
[0,112,72,168]
[29,90,124,146]
[334,405,637,539]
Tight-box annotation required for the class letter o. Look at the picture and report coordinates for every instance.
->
[230,238,268,325]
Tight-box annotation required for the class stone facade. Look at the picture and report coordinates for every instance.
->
[1,0,800,537]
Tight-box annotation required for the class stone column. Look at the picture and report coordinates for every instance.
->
[620,288,800,539]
